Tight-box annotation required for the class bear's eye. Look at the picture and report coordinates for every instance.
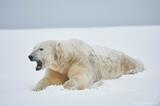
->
[39,48,43,51]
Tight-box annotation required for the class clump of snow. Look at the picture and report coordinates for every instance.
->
[0,26,160,106]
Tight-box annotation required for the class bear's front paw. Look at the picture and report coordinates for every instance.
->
[63,80,76,90]
[32,81,47,91]
[32,84,46,91]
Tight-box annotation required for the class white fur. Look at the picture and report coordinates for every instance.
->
[30,39,144,90]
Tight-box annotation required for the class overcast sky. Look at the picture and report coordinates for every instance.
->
[0,0,160,29]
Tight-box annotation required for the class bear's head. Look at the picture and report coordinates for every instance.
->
[28,40,62,71]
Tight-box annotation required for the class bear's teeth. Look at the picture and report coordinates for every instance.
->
[36,61,42,71]
[36,65,42,71]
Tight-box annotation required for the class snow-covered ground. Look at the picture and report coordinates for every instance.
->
[0,26,160,106]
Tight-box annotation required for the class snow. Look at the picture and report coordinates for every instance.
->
[0,26,160,106]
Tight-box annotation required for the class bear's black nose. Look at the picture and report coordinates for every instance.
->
[28,55,33,61]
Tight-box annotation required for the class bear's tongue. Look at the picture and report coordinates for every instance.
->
[36,61,42,71]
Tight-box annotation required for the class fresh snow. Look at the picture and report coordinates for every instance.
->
[0,26,160,106]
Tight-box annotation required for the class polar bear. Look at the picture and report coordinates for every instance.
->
[28,39,144,91]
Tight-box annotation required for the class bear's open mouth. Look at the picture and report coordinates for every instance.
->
[36,60,43,71]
